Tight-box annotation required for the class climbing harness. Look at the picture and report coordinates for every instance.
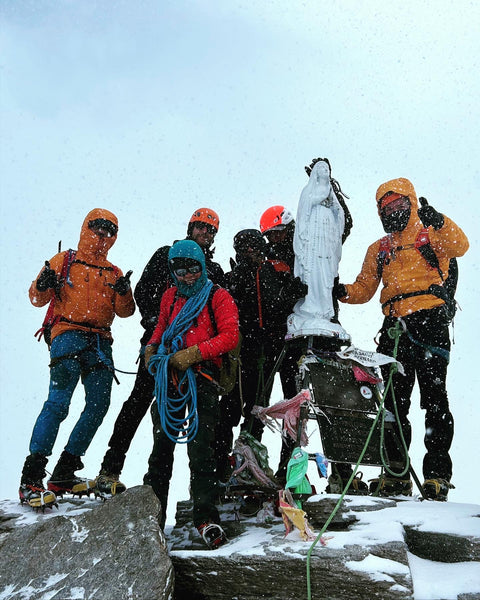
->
[148,280,213,444]
[377,229,458,321]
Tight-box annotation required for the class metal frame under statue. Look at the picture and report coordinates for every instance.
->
[286,159,351,342]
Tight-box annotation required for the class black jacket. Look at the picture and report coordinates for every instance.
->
[134,241,225,345]
[226,258,307,347]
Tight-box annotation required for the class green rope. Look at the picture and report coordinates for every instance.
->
[377,323,410,480]
[306,321,408,599]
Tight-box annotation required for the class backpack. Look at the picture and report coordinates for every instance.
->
[34,249,121,347]
[206,285,242,394]
[34,249,77,347]
[377,229,458,320]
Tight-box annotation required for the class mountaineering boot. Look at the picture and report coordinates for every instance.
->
[197,522,227,549]
[369,475,413,497]
[95,472,127,498]
[19,453,57,510]
[422,478,454,502]
[326,471,368,496]
[47,450,95,497]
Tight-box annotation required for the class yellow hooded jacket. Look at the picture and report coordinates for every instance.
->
[341,178,469,317]
[29,208,135,341]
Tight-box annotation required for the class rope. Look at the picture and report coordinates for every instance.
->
[306,320,408,600]
[378,321,410,479]
[148,281,213,444]
[92,335,137,381]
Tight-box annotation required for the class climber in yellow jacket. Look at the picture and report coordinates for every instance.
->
[335,177,469,501]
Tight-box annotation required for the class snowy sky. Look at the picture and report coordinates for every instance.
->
[1,0,479,530]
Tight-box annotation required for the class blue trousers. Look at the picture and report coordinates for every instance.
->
[29,330,114,457]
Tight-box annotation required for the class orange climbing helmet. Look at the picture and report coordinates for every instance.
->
[260,205,295,234]
[189,208,220,232]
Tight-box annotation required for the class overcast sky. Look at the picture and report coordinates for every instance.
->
[1,1,478,509]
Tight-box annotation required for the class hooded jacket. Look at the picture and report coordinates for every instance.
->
[134,239,225,345]
[147,286,239,368]
[29,208,135,341]
[341,178,469,317]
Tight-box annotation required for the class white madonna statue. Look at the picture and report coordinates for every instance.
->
[286,159,350,341]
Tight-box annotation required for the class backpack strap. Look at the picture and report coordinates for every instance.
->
[206,284,221,334]
[34,249,77,344]
[414,228,444,280]
[377,235,391,279]
[379,230,456,315]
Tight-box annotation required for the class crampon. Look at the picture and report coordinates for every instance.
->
[19,484,58,511]
[47,477,96,498]
[197,522,227,549]
[94,474,127,499]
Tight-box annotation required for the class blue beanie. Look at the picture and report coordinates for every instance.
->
[168,240,208,297]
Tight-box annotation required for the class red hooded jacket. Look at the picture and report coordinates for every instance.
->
[148,286,239,367]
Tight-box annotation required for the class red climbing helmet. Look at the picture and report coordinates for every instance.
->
[260,205,294,234]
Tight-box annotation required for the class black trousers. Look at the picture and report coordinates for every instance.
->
[100,353,154,476]
[378,306,453,481]
[143,376,220,528]
[215,336,299,481]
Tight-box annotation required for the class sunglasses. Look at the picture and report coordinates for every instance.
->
[173,264,202,277]
[193,222,217,235]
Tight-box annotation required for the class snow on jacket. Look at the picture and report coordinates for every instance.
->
[147,285,239,368]
[227,258,305,343]
[341,178,469,317]
[29,208,135,341]
[134,242,225,345]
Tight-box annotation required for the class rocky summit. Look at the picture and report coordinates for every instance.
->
[0,486,479,600]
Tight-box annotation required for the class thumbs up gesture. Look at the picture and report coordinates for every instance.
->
[112,270,133,296]
[418,197,444,230]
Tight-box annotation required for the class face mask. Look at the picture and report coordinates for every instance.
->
[380,208,411,233]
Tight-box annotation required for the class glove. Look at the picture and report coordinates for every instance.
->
[290,276,309,301]
[333,282,348,300]
[144,344,158,370]
[169,345,202,371]
[418,197,444,230]
[36,262,58,292]
[305,157,324,177]
[112,270,133,296]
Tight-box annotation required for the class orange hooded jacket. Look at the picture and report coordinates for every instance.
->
[29,208,135,341]
[341,178,469,317]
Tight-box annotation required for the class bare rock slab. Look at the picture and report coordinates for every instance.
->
[0,486,173,600]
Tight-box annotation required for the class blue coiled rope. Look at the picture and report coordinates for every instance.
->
[148,280,213,444]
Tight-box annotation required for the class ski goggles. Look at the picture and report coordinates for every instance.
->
[173,264,202,277]
[380,195,411,216]
[88,218,118,237]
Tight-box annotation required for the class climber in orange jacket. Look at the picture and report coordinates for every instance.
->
[20,209,135,509]
[334,177,469,501]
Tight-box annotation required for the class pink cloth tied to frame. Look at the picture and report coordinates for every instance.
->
[252,389,311,447]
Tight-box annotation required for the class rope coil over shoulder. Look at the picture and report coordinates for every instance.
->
[148,280,213,444]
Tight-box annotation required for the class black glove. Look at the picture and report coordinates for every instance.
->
[290,276,308,300]
[333,281,347,300]
[36,262,58,292]
[418,197,444,230]
[112,270,133,296]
